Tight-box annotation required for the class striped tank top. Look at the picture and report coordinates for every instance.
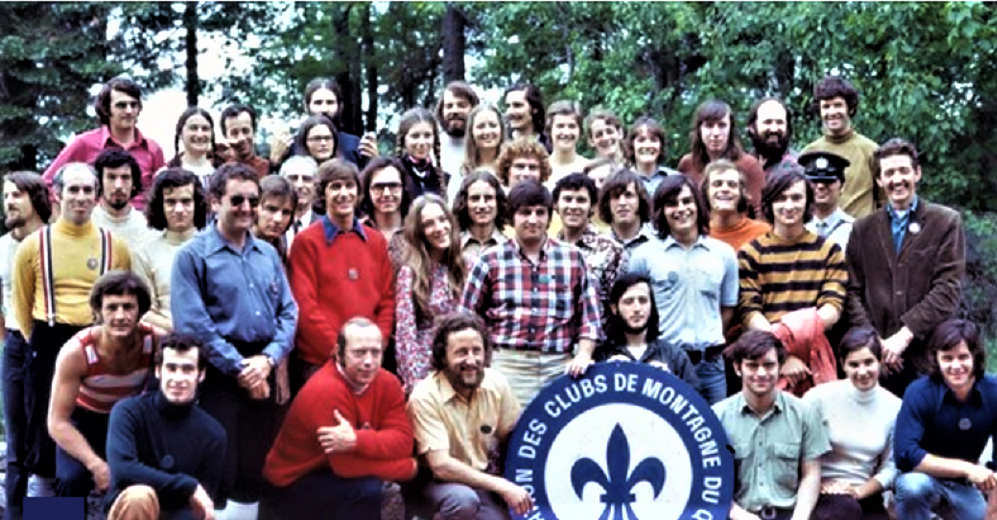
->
[73,323,157,413]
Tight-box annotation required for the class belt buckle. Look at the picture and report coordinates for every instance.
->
[759,506,778,520]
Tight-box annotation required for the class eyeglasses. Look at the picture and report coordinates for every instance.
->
[229,195,260,207]
[371,182,403,193]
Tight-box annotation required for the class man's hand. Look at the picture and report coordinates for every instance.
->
[269,130,293,163]
[359,132,380,158]
[882,328,913,375]
[317,410,357,454]
[648,360,670,372]
[820,480,857,496]
[248,380,270,400]
[190,484,215,520]
[87,459,111,492]
[565,353,593,378]
[781,355,811,387]
[238,356,272,390]
[498,480,534,516]
[967,464,997,492]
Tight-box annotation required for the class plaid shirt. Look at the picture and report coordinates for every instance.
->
[461,237,603,353]
[557,225,629,315]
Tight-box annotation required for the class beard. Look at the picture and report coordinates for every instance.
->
[108,197,131,211]
[442,118,467,138]
[444,363,484,392]
[622,318,649,336]
[749,128,791,164]
[5,215,25,229]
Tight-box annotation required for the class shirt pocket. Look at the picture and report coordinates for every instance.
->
[771,441,801,490]
[696,264,724,304]
[733,441,751,496]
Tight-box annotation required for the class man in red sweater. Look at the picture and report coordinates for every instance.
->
[261,317,416,519]
[287,158,395,391]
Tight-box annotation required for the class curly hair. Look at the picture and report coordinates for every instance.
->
[430,311,492,371]
[453,170,507,232]
[813,76,860,117]
[495,137,552,187]
[145,168,207,231]
[401,194,467,326]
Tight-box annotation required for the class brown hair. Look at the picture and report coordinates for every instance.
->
[813,76,860,117]
[873,137,920,178]
[597,169,650,226]
[401,194,467,326]
[314,159,360,215]
[430,311,493,371]
[689,100,743,174]
[495,137,552,186]
[701,159,749,214]
[724,329,787,365]
[625,117,667,166]
[435,81,480,124]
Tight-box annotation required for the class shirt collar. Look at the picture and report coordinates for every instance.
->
[886,196,920,222]
[99,125,147,148]
[322,214,367,244]
[461,228,505,248]
[205,224,261,255]
[557,224,599,248]
[662,233,709,250]
[612,223,654,245]
[737,391,785,417]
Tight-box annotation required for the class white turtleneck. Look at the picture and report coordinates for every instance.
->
[803,379,902,488]
[133,227,199,327]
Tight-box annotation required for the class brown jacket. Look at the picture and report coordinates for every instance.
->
[845,200,965,372]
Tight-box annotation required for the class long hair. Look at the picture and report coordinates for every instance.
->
[453,170,507,232]
[394,107,444,188]
[401,194,467,325]
[294,114,339,162]
[435,81,480,126]
[760,166,814,225]
[5,171,52,224]
[651,175,710,239]
[495,137,552,186]
[689,100,744,173]
[461,103,505,174]
[928,319,987,383]
[597,169,651,226]
[255,175,297,265]
[358,156,411,221]
[145,168,207,231]
[303,77,344,125]
[625,117,667,167]
[168,107,215,167]
[604,273,661,345]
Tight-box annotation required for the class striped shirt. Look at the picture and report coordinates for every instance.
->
[738,230,847,327]
[461,237,603,354]
[73,323,158,413]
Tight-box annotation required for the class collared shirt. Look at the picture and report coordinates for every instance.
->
[407,368,521,473]
[285,207,315,249]
[806,208,855,251]
[322,214,368,244]
[628,234,738,351]
[461,228,508,262]
[0,232,23,331]
[42,126,166,210]
[639,165,680,199]
[557,225,629,313]
[712,391,831,512]
[461,237,603,353]
[171,226,298,376]
[886,196,920,253]
[894,374,997,473]
[611,223,657,253]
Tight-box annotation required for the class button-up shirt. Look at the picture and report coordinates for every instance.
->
[886,196,920,253]
[461,228,508,262]
[42,126,166,211]
[172,226,298,376]
[712,391,830,512]
[557,225,629,316]
[461,237,603,353]
[611,223,657,253]
[638,166,680,199]
[806,208,854,252]
[285,207,316,250]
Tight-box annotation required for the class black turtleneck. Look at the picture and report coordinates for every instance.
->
[104,390,226,514]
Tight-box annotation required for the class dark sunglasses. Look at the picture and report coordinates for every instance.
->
[229,195,260,207]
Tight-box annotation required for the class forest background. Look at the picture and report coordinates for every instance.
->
[2,1,997,366]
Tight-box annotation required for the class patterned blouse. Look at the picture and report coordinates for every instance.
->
[395,263,459,393]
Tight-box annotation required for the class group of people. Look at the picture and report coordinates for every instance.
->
[0,70,986,520]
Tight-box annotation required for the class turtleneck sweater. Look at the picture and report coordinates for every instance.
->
[105,389,226,513]
[802,128,881,219]
[133,228,199,328]
[802,379,901,488]
[709,217,771,253]
[92,204,155,248]
[13,217,132,336]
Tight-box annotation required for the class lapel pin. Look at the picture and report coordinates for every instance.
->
[909,222,921,234]
[348,268,358,280]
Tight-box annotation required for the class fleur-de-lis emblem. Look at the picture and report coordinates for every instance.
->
[570,423,666,520]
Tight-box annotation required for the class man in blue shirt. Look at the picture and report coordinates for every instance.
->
[893,319,997,520]
[172,163,298,518]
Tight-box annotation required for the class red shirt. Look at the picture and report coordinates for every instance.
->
[43,126,166,211]
[263,363,416,486]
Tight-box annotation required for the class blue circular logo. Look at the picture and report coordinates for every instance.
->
[504,363,734,520]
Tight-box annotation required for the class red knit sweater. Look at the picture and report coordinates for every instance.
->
[287,220,395,365]
[263,363,416,487]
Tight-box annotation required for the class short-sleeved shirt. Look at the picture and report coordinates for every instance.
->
[408,368,521,474]
[628,235,738,351]
[712,391,831,511]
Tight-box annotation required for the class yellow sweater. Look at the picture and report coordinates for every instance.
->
[13,218,131,336]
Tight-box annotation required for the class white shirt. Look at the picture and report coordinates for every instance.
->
[91,204,154,249]
[806,207,854,252]
[441,132,466,205]
[0,232,23,331]
[285,207,315,251]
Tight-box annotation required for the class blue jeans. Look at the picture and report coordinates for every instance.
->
[895,472,987,520]
[55,407,110,499]
[696,355,727,405]
[3,329,30,520]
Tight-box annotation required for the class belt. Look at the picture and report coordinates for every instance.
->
[686,344,725,365]
[757,506,790,520]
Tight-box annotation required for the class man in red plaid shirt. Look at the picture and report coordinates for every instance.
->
[461,179,603,407]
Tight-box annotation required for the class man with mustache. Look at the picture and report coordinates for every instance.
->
[220,103,270,180]
[405,311,532,520]
[747,97,799,175]
[713,330,830,520]
[846,138,965,398]
[43,77,165,212]
[802,76,881,219]
[91,149,155,247]
[1,171,51,520]
[279,155,320,249]
[437,81,480,185]
[11,163,131,517]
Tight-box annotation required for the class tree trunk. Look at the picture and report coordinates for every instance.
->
[361,2,377,132]
[184,1,200,107]
[332,4,357,134]
[441,2,466,83]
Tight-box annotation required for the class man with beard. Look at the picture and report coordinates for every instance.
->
[172,163,298,518]
[279,155,320,248]
[627,175,738,405]
[713,330,830,520]
[262,317,416,519]
[892,319,997,520]
[599,170,655,253]
[91,149,154,246]
[461,180,602,407]
[846,138,964,398]
[405,312,532,520]
[104,334,226,520]
[220,103,270,180]
[1,171,51,520]
[11,163,131,517]
[747,97,799,175]
[800,151,854,251]
[802,76,881,219]
[438,81,480,180]
[43,77,165,212]
[503,83,552,153]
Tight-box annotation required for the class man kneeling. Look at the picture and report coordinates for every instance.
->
[405,311,533,520]
[105,334,225,520]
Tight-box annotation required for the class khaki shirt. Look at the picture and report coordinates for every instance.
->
[408,368,521,473]
[712,391,830,512]
[461,229,507,262]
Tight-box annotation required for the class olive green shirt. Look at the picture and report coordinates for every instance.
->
[712,391,830,512]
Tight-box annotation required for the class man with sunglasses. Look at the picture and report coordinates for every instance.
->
[172,163,299,519]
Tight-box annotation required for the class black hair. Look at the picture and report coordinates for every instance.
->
[144,168,207,231]
[94,149,143,200]
[553,173,598,218]
[651,174,710,239]
[89,270,152,320]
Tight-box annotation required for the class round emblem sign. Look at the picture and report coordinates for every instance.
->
[504,363,735,520]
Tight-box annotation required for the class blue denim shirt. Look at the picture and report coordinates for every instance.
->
[171,226,298,376]
[886,196,919,253]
